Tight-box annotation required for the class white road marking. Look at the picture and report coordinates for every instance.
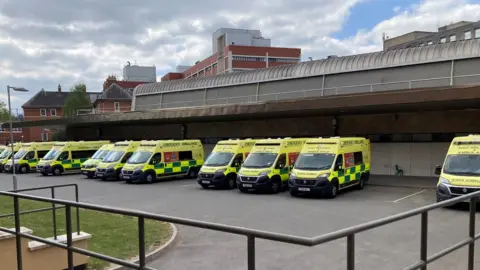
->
[392,189,427,203]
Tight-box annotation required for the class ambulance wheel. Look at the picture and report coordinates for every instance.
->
[115,170,121,181]
[188,167,198,179]
[327,180,339,198]
[227,175,236,189]
[356,175,365,190]
[53,166,62,176]
[145,172,155,183]
[271,179,281,194]
[19,165,29,174]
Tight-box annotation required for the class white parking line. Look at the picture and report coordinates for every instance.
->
[392,189,427,203]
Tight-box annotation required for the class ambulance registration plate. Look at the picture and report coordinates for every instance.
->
[243,184,253,188]
[123,176,130,179]
[96,173,103,177]
[202,180,210,184]
[298,187,311,192]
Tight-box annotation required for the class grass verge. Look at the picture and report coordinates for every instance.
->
[0,196,172,269]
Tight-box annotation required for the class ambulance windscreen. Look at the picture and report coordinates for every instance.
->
[443,154,480,176]
[204,152,234,166]
[242,153,278,168]
[294,153,335,170]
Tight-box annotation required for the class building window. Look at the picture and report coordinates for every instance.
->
[440,37,446,43]
[427,41,433,45]
[475,29,480,39]
[419,43,424,47]
[114,102,120,112]
[450,34,456,42]
[465,30,472,40]
[40,109,46,116]
[50,109,56,116]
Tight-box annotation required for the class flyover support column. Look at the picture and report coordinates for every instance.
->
[450,60,455,86]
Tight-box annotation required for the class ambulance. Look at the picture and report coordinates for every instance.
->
[0,143,23,172]
[95,141,141,180]
[236,138,306,193]
[121,140,204,184]
[5,142,57,173]
[37,141,110,176]
[198,139,255,189]
[288,137,371,198]
[435,135,480,202]
[81,143,115,178]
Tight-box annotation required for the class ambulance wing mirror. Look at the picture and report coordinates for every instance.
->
[335,164,343,171]
[434,165,442,175]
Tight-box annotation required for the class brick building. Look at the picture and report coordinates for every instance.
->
[161,28,301,81]
[21,84,101,142]
[93,82,133,112]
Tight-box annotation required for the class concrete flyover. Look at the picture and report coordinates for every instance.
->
[7,84,480,140]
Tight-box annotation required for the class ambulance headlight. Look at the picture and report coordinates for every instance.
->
[215,168,227,174]
[107,164,116,169]
[289,173,296,180]
[317,173,330,179]
[439,177,450,185]
[135,166,143,171]
[258,170,271,176]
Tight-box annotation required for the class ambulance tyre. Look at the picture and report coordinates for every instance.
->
[20,165,29,174]
[115,170,122,181]
[327,179,339,199]
[53,166,63,176]
[227,174,237,189]
[270,177,281,194]
[188,167,199,179]
[356,175,365,190]
[145,172,156,184]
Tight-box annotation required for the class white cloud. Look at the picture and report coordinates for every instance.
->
[0,0,479,110]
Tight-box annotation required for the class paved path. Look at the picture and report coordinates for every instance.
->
[0,173,476,270]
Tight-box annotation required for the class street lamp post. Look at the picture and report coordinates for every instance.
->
[7,85,28,190]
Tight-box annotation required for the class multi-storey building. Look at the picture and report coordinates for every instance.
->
[161,28,301,81]
[384,21,480,50]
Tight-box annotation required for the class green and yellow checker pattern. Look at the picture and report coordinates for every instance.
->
[334,164,370,184]
[18,158,39,168]
[152,160,202,175]
[59,158,89,170]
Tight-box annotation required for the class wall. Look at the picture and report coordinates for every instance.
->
[134,57,480,110]
[23,108,63,142]
[95,101,131,113]
[122,65,156,82]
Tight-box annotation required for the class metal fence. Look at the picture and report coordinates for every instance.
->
[0,185,479,270]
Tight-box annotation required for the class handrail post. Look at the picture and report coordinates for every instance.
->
[248,235,255,270]
[14,196,23,270]
[420,212,428,270]
[74,185,80,235]
[138,217,146,269]
[65,205,74,270]
[468,197,476,270]
[51,187,57,240]
[347,234,355,270]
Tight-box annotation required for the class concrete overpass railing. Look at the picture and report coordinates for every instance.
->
[134,73,480,110]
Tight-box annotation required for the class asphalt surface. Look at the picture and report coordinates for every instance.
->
[0,173,479,270]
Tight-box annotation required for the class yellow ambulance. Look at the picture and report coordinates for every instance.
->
[237,138,306,193]
[435,135,480,202]
[5,142,57,173]
[289,137,371,198]
[37,141,110,176]
[0,143,23,172]
[198,139,255,189]
[96,141,141,180]
[81,143,115,178]
[121,140,204,184]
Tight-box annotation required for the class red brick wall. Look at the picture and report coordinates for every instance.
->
[23,108,63,142]
[227,45,301,58]
[183,54,218,78]
[161,72,184,81]
[0,132,24,145]
[95,101,131,113]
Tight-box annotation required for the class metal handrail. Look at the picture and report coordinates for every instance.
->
[0,184,80,240]
[0,187,479,270]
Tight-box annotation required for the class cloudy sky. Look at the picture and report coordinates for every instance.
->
[1,0,480,110]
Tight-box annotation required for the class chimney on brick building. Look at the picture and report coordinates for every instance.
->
[58,84,61,93]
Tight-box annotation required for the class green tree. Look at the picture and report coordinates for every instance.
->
[0,101,13,122]
[63,83,91,117]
